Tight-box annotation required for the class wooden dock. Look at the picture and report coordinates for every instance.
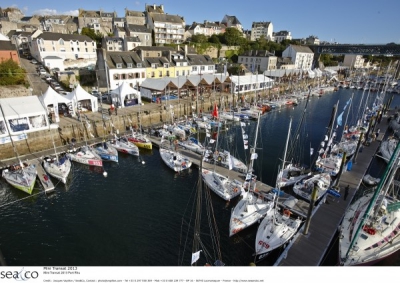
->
[274,120,388,266]
[30,159,55,193]
[149,136,310,217]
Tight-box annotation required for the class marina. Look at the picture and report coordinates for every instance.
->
[0,87,399,266]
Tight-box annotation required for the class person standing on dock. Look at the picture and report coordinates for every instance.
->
[344,185,349,201]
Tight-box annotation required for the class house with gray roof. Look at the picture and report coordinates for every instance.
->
[282,45,314,69]
[125,24,152,46]
[145,4,185,45]
[187,54,215,75]
[77,9,116,36]
[250,21,273,41]
[29,31,97,65]
[125,9,146,25]
[272,30,292,43]
[221,15,243,32]
[238,50,277,73]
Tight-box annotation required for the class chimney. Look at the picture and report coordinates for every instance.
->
[153,4,156,10]
[160,5,164,11]
[185,45,188,55]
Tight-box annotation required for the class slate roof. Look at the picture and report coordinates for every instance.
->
[290,45,313,53]
[125,10,145,17]
[241,50,275,57]
[36,32,94,42]
[222,15,241,26]
[125,36,141,43]
[127,24,151,33]
[251,22,271,28]
[187,54,214,65]
[0,40,16,50]
[151,13,184,24]
[106,51,145,68]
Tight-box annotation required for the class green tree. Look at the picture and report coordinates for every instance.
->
[222,27,245,46]
[191,34,208,43]
[0,59,26,86]
[81,27,103,47]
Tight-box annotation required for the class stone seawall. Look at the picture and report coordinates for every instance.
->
[0,94,238,161]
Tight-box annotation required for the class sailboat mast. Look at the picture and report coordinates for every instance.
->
[344,139,400,260]
[248,112,261,173]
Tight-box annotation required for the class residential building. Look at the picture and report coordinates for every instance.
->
[125,9,146,25]
[0,7,24,22]
[221,15,243,32]
[8,30,31,52]
[277,57,295,70]
[41,15,78,34]
[96,49,147,90]
[343,54,365,69]
[102,36,124,52]
[306,35,320,45]
[185,21,225,38]
[113,17,126,29]
[250,21,273,41]
[29,31,97,64]
[77,9,116,35]
[125,24,152,47]
[273,30,292,43]
[187,54,215,76]
[145,4,185,45]
[282,45,314,69]
[134,45,176,78]
[0,38,19,64]
[238,50,277,73]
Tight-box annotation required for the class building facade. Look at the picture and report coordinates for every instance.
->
[282,45,314,69]
[238,50,277,73]
[250,22,273,41]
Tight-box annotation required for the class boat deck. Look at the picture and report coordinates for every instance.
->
[30,159,55,193]
[274,119,388,266]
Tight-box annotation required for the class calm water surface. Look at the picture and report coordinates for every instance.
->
[1,88,399,266]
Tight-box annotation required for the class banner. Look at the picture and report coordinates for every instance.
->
[0,133,27,145]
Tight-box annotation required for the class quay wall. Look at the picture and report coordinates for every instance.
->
[0,94,239,161]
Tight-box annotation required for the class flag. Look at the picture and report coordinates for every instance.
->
[251,153,258,160]
[191,250,202,265]
[242,134,248,140]
[337,112,344,126]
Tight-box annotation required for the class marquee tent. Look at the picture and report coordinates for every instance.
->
[66,84,98,113]
[110,81,141,107]
[40,86,72,110]
[0,96,49,136]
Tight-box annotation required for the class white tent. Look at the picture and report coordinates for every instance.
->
[110,81,141,108]
[230,74,274,94]
[40,86,72,110]
[66,84,98,114]
[0,96,49,136]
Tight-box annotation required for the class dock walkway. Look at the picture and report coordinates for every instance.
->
[275,118,388,266]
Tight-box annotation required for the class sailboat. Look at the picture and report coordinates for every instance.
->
[254,118,303,260]
[43,124,72,184]
[66,114,103,167]
[229,112,275,236]
[159,135,192,172]
[202,103,243,201]
[127,105,152,150]
[339,140,400,266]
[109,134,140,156]
[0,104,37,194]
[94,140,119,162]
[292,172,331,202]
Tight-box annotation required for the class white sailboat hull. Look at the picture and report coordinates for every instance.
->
[43,156,71,184]
[201,169,242,201]
[159,148,192,172]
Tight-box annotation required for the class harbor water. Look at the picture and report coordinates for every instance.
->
[1,88,400,266]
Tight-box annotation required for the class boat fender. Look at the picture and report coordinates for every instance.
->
[283,209,291,217]
[234,188,238,193]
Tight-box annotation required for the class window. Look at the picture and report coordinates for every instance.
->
[151,72,155,78]
[127,63,133,68]
[164,63,169,68]
[71,47,74,51]
[192,66,197,72]
[128,73,134,78]
[137,63,142,68]
[176,70,179,76]
[84,41,87,46]
[122,74,126,79]
[59,39,64,45]
[77,48,80,52]
[159,71,162,77]
[114,74,119,80]
[116,63,122,68]
[151,63,157,69]
[200,66,205,71]
[108,47,113,50]
[166,71,170,77]
[85,48,88,52]
[60,48,66,52]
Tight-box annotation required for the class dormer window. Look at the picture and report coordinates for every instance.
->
[164,63,169,68]
[137,63,142,68]
[116,63,122,69]
[127,63,133,68]
[151,63,157,69]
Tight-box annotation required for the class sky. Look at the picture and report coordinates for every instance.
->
[2,0,400,44]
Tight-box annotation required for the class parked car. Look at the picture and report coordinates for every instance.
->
[39,69,47,75]
[31,59,38,64]
[92,91,108,102]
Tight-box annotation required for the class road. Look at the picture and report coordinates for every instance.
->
[19,56,51,96]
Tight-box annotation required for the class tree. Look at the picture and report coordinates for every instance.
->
[81,27,103,47]
[0,59,26,86]
[208,34,221,45]
[222,27,245,46]
[191,34,208,43]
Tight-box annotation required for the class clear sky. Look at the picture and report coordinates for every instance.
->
[2,0,399,44]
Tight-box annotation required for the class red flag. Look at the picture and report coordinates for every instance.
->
[212,103,218,119]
